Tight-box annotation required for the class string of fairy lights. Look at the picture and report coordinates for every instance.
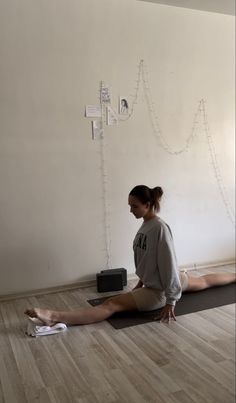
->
[98,82,112,269]
[201,99,235,225]
[120,59,235,224]
[140,60,202,154]
[97,60,235,268]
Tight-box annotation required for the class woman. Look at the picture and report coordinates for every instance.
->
[120,98,129,114]
[25,185,235,326]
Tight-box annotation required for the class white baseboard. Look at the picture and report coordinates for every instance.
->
[0,279,96,302]
[179,259,235,271]
[0,259,235,302]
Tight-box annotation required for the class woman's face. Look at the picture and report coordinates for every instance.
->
[128,195,150,219]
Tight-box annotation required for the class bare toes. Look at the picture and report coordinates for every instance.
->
[24,309,37,318]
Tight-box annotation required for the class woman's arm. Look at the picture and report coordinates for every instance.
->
[156,224,182,321]
[157,225,182,306]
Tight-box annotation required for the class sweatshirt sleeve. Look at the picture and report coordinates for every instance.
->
[157,224,182,306]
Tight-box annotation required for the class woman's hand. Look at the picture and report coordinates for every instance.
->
[132,280,143,291]
[156,304,176,323]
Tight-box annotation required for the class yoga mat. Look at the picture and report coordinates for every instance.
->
[88,283,236,329]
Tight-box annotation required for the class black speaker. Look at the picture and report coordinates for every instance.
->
[100,268,127,286]
[96,272,123,293]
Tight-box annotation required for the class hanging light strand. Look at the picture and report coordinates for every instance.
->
[200,99,235,226]
[118,60,202,154]
[99,82,112,268]
[118,60,235,226]
[141,60,202,154]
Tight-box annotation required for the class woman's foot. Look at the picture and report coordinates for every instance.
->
[24,308,57,326]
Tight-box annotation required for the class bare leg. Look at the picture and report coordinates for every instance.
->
[25,292,138,326]
[186,272,236,292]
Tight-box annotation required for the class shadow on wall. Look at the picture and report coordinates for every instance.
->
[0,244,98,296]
[0,245,59,295]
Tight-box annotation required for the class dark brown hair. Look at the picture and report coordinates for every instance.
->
[129,185,163,212]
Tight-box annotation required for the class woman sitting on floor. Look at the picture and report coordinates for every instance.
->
[25,185,236,326]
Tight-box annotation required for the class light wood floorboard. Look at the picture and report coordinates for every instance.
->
[0,265,235,402]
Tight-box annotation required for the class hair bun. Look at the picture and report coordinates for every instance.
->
[152,186,163,199]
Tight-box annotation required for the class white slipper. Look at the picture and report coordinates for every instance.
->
[26,316,67,337]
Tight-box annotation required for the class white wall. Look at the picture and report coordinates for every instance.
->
[0,0,235,295]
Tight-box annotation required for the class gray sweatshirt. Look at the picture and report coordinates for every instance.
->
[133,216,182,305]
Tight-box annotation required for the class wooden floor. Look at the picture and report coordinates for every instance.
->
[0,266,235,403]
